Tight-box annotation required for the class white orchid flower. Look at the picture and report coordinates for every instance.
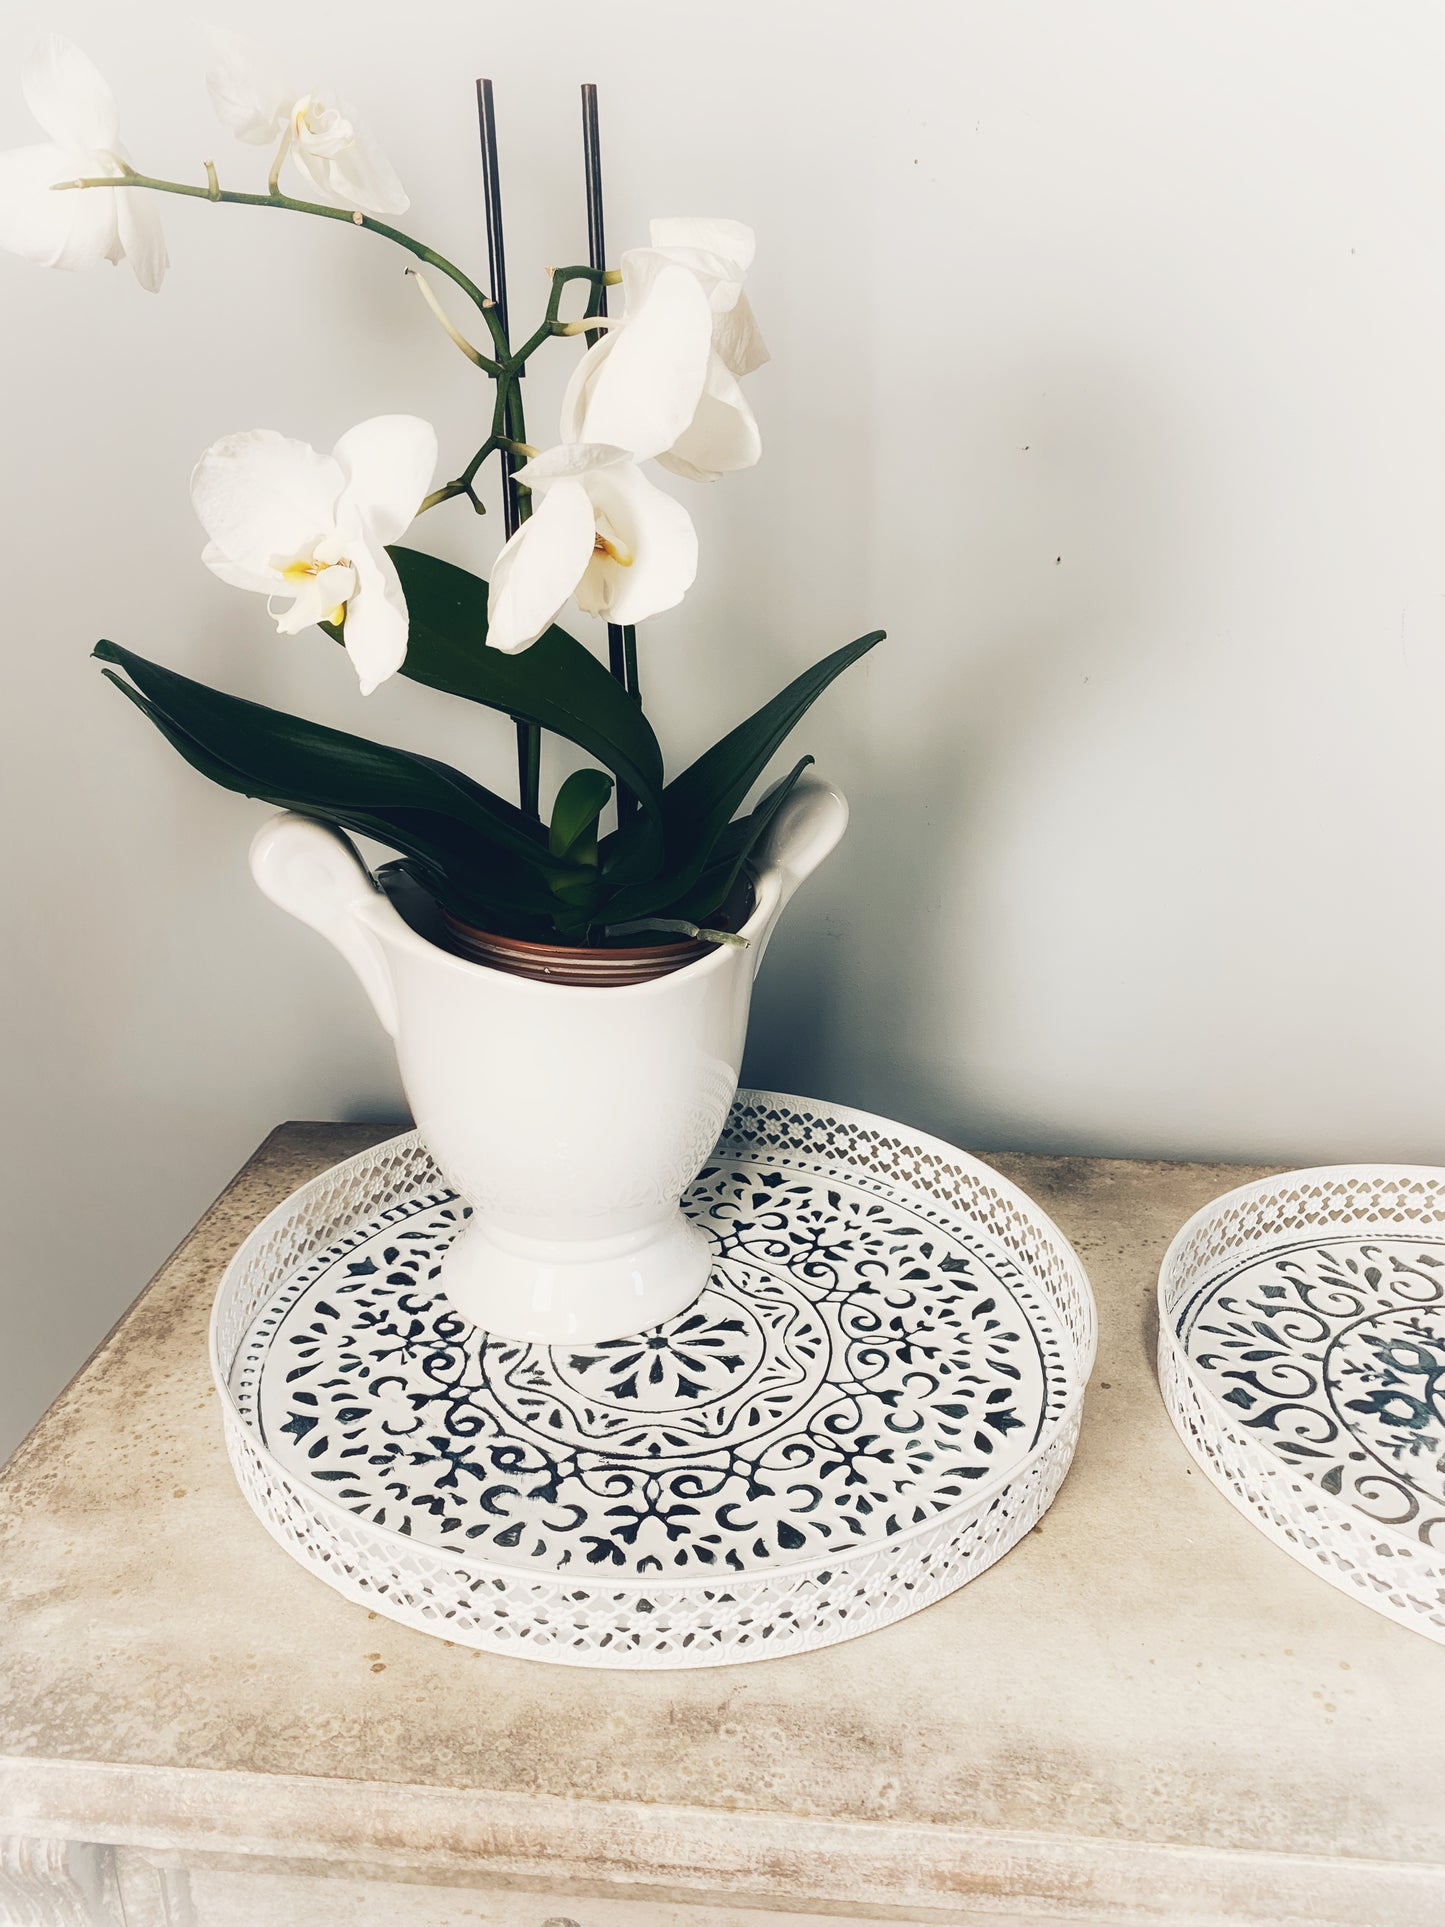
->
[191,416,437,695]
[0,35,166,291]
[561,218,767,483]
[205,29,407,216]
[486,444,697,655]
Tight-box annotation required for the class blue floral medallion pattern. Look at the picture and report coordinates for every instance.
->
[1177,1236,1445,1543]
[238,1155,1066,1578]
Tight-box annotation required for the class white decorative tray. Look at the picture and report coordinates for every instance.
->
[1159,1165,1445,1644]
[212,1091,1095,1668]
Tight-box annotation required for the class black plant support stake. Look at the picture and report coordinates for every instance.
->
[580,83,639,833]
[477,77,542,821]
[581,83,608,353]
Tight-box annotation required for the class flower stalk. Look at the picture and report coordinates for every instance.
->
[55,166,504,347]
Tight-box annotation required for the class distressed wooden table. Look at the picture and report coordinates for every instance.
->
[2,1124,1442,1927]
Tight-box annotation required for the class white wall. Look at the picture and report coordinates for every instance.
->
[4,0,1444,1459]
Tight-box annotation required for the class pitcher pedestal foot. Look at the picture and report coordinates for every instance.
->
[438,1209,714,1346]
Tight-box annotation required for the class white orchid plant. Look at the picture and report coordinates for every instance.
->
[1,33,882,946]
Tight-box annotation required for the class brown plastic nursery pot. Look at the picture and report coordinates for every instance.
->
[438,876,757,987]
[440,915,712,986]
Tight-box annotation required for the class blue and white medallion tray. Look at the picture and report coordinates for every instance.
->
[1159,1165,1445,1644]
[212,1091,1095,1668]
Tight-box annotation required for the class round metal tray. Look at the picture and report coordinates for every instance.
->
[212,1090,1095,1668]
[1158,1164,1445,1644]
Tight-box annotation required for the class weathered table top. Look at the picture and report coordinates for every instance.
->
[2,1124,1442,1927]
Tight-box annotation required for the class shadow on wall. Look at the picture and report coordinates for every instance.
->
[750,344,1186,1150]
[338,1092,412,1129]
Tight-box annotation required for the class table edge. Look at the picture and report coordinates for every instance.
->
[1,1757,1441,1924]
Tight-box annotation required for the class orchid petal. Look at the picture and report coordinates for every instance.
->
[564,264,712,462]
[516,441,635,489]
[558,334,611,447]
[713,288,768,377]
[292,100,355,160]
[199,540,278,596]
[619,244,727,316]
[486,480,596,654]
[333,414,436,546]
[622,243,765,374]
[0,140,117,270]
[657,355,760,482]
[114,161,167,291]
[23,35,119,153]
[204,29,290,144]
[614,246,666,316]
[575,466,697,625]
[291,142,331,203]
[334,542,406,693]
[588,219,766,475]
[319,114,408,215]
[191,429,342,580]
[649,217,756,274]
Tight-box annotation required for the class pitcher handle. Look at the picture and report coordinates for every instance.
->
[746,775,848,974]
[249,813,401,1038]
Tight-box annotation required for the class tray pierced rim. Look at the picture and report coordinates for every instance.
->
[1156,1161,1445,1644]
[208,1092,1097,1665]
[211,1093,1095,1594]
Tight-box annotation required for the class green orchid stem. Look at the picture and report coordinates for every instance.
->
[511,263,616,368]
[418,479,484,515]
[58,168,511,360]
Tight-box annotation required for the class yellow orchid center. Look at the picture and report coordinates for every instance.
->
[592,530,634,567]
[278,556,348,627]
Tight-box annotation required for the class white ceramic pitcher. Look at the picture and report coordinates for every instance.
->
[250,777,847,1345]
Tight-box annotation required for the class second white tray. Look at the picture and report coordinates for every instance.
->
[1159,1164,1445,1644]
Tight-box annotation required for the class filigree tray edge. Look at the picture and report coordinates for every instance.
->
[210,1089,1096,1667]
[1156,1163,1445,1646]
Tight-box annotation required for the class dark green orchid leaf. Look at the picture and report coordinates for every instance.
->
[327,548,666,880]
[95,616,881,946]
[657,756,814,926]
[601,629,882,919]
[101,672,565,923]
[97,640,552,862]
[549,768,614,865]
[94,641,590,922]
